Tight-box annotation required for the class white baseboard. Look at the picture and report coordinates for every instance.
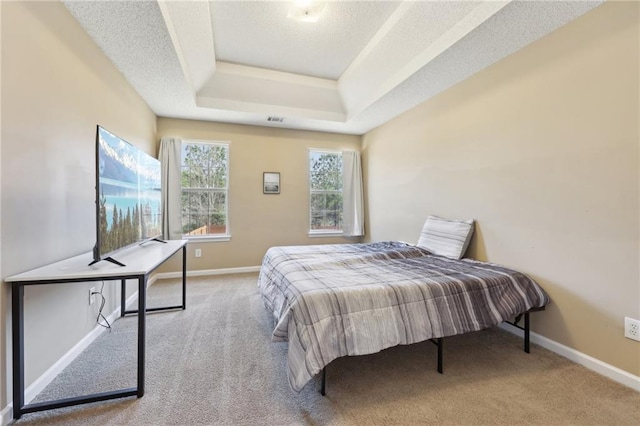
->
[155,265,261,280]
[0,290,140,425]
[499,323,640,392]
[0,404,9,425]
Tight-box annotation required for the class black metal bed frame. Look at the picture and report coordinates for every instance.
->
[319,307,545,396]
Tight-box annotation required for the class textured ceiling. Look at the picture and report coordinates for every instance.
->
[210,1,401,79]
[63,0,604,135]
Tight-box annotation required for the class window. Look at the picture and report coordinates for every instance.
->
[181,141,229,238]
[309,150,343,233]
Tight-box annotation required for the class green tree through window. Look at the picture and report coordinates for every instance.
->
[309,151,343,232]
[181,142,229,236]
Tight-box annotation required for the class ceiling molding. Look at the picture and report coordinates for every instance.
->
[157,0,217,95]
[212,62,338,89]
[63,0,605,135]
[340,0,513,120]
[196,62,346,122]
[196,61,345,122]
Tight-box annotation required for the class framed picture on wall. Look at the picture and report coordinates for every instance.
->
[263,172,280,194]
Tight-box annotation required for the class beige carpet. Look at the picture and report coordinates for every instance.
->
[13,273,640,425]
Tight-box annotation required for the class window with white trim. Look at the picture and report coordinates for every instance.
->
[309,150,343,233]
[181,141,229,238]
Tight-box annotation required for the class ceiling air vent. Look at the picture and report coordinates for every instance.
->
[267,116,285,123]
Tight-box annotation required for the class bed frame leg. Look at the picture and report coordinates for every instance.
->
[506,308,544,353]
[524,312,530,353]
[429,338,444,373]
[320,367,326,396]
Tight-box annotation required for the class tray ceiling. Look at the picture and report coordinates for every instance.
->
[63,1,603,135]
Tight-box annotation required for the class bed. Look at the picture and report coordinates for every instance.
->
[258,239,550,393]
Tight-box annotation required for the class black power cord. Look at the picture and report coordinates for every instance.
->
[91,281,111,331]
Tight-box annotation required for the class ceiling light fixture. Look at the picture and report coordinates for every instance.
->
[287,0,326,23]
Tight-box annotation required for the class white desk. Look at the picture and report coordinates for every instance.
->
[5,239,188,420]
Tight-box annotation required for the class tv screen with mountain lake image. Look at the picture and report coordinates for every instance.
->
[94,126,162,264]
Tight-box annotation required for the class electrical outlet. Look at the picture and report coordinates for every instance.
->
[89,287,96,305]
[624,317,640,342]
[195,248,202,258]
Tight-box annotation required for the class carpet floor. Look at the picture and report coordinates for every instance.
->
[13,273,640,425]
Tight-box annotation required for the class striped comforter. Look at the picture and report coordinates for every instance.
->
[258,241,550,391]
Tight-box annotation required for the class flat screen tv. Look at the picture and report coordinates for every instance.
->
[91,125,163,266]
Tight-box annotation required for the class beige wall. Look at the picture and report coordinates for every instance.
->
[1,1,157,408]
[363,1,640,376]
[157,118,362,272]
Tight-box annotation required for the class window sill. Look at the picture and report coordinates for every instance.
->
[183,235,231,243]
[308,231,344,238]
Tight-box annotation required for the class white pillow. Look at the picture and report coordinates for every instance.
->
[417,215,475,259]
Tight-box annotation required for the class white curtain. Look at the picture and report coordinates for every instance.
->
[342,151,365,237]
[159,137,183,240]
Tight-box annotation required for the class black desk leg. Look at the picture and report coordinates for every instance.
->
[120,279,126,317]
[182,245,187,310]
[12,283,25,420]
[137,276,146,397]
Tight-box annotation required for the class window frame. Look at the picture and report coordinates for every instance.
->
[308,148,344,237]
[180,140,231,242]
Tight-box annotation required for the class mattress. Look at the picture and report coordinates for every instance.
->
[258,241,550,391]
